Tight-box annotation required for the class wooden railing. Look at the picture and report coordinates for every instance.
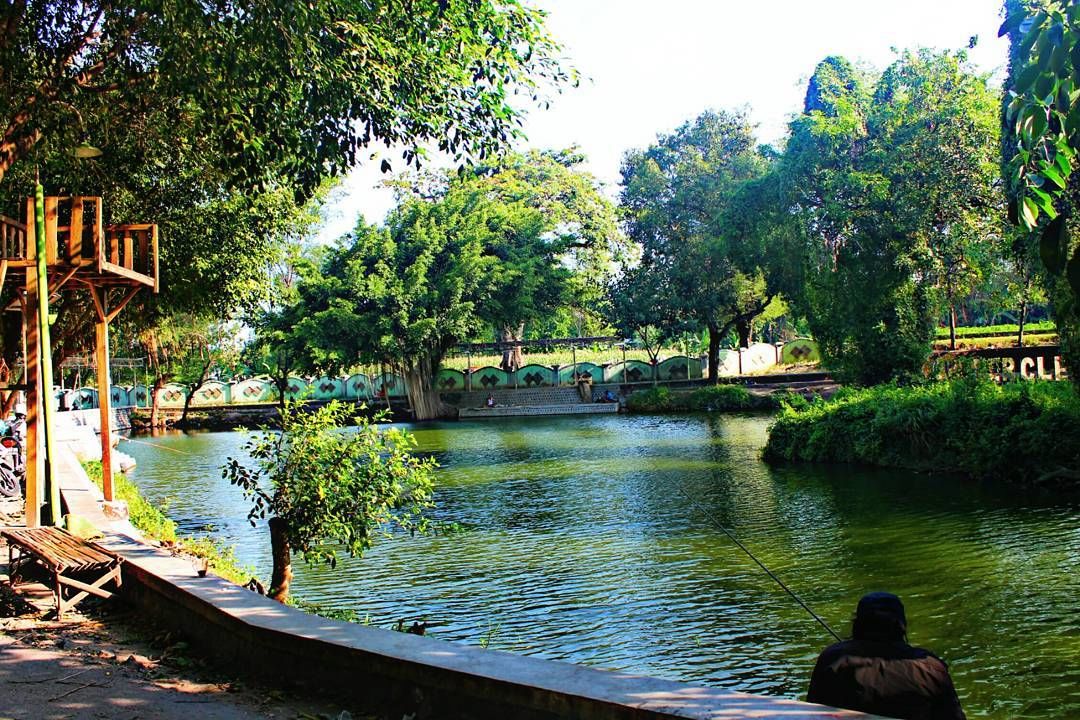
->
[2,196,158,291]
[102,223,158,287]
[0,213,26,260]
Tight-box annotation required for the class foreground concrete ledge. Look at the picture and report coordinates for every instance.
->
[54,447,871,719]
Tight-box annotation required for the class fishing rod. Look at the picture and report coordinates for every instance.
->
[120,436,195,455]
[675,483,843,643]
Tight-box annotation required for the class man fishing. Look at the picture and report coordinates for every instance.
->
[807,592,966,720]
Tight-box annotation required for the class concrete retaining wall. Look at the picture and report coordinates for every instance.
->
[54,446,867,720]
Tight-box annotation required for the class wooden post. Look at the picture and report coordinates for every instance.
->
[23,198,42,527]
[92,288,113,501]
[23,287,42,528]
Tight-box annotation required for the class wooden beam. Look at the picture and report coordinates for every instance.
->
[98,260,155,287]
[24,267,42,528]
[24,197,35,261]
[44,197,58,264]
[105,286,141,324]
[68,198,83,263]
[152,225,159,293]
[47,265,81,300]
[94,286,113,502]
[0,259,7,294]
[87,283,105,322]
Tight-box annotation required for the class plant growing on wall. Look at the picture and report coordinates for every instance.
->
[222,401,436,603]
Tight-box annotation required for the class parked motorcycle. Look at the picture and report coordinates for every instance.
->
[0,411,26,498]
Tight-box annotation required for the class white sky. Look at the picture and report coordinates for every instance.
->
[316,0,1010,240]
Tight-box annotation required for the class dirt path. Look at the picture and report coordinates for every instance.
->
[0,591,374,720]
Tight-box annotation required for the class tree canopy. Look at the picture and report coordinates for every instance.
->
[264,150,618,419]
[778,50,1002,384]
[619,109,778,382]
[0,0,571,191]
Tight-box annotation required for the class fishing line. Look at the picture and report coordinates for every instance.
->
[120,436,194,455]
[674,483,843,643]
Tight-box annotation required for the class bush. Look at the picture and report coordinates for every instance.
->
[764,377,1080,485]
[627,384,807,413]
[83,461,254,583]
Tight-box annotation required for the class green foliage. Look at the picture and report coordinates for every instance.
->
[1002,1,1080,387]
[764,377,1080,485]
[619,109,779,378]
[0,1,571,193]
[626,385,803,413]
[271,150,620,418]
[223,400,436,570]
[83,461,177,543]
[1,1,572,368]
[780,50,1002,384]
[933,321,1056,337]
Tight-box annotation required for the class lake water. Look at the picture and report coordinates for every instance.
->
[119,413,1080,719]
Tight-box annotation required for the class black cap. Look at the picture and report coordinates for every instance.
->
[854,592,907,640]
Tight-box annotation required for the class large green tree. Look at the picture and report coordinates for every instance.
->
[779,51,1002,384]
[452,148,622,370]
[619,109,776,382]
[0,0,570,189]
[275,151,619,419]
[1,0,572,372]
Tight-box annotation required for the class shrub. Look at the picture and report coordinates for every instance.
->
[626,384,807,413]
[764,378,1080,485]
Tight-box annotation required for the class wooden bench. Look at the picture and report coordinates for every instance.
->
[2,527,123,619]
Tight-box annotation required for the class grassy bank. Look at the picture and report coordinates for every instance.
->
[82,461,253,585]
[764,378,1080,486]
[626,385,808,413]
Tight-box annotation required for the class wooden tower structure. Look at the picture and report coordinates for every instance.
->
[0,196,158,526]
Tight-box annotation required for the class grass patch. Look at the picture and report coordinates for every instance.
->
[626,385,809,413]
[934,321,1055,338]
[763,377,1080,486]
[83,461,177,542]
[82,461,254,584]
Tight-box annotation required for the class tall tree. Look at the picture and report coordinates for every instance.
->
[280,150,619,419]
[779,51,1002,383]
[455,148,622,371]
[619,109,774,382]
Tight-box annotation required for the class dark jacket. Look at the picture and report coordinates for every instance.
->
[807,639,966,720]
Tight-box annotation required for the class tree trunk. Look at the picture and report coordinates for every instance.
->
[404,352,454,421]
[735,319,752,349]
[150,374,166,428]
[179,359,212,427]
[707,322,721,384]
[268,517,292,603]
[948,302,957,351]
[1018,299,1027,348]
[499,324,525,373]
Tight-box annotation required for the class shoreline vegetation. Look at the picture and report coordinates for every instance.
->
[81,461,402,624]
[625,385,812,413]
[763,378,1080,488]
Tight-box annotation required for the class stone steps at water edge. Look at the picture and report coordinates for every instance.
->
[444,387,586,408]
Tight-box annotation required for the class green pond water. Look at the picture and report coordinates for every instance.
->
[119,413,1080,719]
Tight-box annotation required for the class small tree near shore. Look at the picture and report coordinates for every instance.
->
[222,401,436,603]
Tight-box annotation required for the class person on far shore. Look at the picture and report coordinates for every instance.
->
[485,393,496,408]
[807,592,965,720]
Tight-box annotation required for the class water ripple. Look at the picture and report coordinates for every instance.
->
[120,414,1080,719]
